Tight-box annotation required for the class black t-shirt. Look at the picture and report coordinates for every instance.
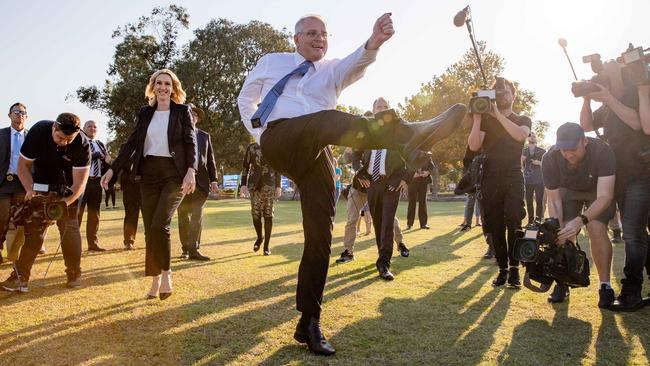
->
[20,121,91,188]
[542,137,616,192]
[593,86,650,185]
[480,113,532,174]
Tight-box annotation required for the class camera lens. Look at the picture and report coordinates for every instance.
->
[470,97,491,114]
[518,240,538,262]
[45,202,66,221]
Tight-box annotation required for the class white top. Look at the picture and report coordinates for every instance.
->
[367,149,387,176]
[144,110,171,157]
[237,44,378,143]
[8,126,26,174]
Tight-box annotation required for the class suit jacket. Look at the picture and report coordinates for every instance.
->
[0,127,29,186]
[195,129,217,194]
[112,101,197,181]
[355,149,413,191]
[87,138,111,176]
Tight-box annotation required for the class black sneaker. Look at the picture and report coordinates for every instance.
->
[1,273,29,293]
[335,250,354,264]
[397,243,410,258]
[507,267,521,288]
[492,269,508,287]
[548,284,570,303]
[598,284,615,309]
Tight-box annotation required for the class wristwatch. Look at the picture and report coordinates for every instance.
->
[579,214,589,225]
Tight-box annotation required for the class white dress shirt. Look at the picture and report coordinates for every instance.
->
[367,149,387,176]
[237,44,378,143]
[88,139,103,177]
[144,110,172,157]
[9,126,26,174]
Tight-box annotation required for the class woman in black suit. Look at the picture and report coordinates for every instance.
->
[101,68,197,300]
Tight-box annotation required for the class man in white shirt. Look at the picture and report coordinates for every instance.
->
[237,13,466,355]
[78,120,110,252]
[0,103,29,264]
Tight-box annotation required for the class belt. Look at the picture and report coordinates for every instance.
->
[5,174,17,182]
[89,176,102,180]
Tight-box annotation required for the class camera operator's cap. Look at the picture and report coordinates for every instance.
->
[555,122,585,149]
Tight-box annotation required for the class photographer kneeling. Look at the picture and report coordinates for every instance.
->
[542,123,616,307]
[0,113,90,292]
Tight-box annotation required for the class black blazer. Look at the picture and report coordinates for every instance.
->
[355,149,413,190]
[112,101,197,180]
[195,129,217,194]
[0,127,29,185]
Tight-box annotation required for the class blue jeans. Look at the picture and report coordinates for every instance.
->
[463,193,480,224]
[618,177,650,285]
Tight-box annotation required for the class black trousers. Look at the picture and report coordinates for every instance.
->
[177,189,208,252]
[140,157,184,276]
[524,182,544,222]
[122,178,141,246]
[368,180,400,269]
[0,179,25,249]
[260,109,405,317]
[407,177,428,227]
[15,203,81,281]
[78,178,103,248]
[479,173,525,269]
[105,187,116,207]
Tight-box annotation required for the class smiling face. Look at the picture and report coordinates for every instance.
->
[294,17,328,62]
[154,73,173,103]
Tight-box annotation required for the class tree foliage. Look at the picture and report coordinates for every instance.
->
[76,5,293,175]
[399,42,538,181]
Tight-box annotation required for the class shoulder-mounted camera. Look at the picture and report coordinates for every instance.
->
[10,184,72,226]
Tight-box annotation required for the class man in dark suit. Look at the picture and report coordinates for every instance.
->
[407,158,434,230]
[78,120,110,252]
[177,105,217,261]
[0,103,28,264]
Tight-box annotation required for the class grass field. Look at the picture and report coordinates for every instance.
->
[1,198,649,365]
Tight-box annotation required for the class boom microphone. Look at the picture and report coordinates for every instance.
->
[454,6,469,27]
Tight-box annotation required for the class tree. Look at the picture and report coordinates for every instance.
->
[76,5,190,155]
[399,42,538,181]
[175,19,292,173]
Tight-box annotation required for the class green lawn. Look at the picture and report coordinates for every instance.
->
[1,199,649,365]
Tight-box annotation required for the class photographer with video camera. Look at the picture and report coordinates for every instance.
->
[468,77,531,288]
[579,60,650,312]
[541,123,616,307]
[0,113,90,292]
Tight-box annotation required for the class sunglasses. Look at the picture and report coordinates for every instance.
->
[55,121,81,136]
[11,110,27,116]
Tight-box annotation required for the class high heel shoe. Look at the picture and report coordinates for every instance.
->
[159,270,173,301]
[159,292,172,300]
[147,275,161,299]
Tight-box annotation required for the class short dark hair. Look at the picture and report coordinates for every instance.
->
[9,102,26,113]
[55,113,82,135]
[492,77,516,95]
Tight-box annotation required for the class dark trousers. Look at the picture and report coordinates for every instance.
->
[368,180,400,269]
[122,179,141,246]
[479,173,525,269]
[260,109,403,317]
[15,203,81,280]
[524,182,544,222]
[78,178,103,248]
[177,189,208,252]
[140,157,184,276]
[407,178,428,227]
[105,187,116,207]
[617,177,650,286]
[0,179,25,248]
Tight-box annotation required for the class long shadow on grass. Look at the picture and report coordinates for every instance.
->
[263,260,504,365]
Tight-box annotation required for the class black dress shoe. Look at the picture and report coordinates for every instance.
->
[294,317,336,356]
[420,225,430,230]
[507,267,521,288]
[159,292,172,301]
[378,266,395,281]
[482,247,494,259]
[397,243,410,258]
[253,238,262,252]
[405,225,412,230]
[124,243,135,251]
[611,281,644,312]
[179,250,189,259]
[88,245,106,252]
[188,250,210,261]
[492,269,508,287]
[263,250,271,256]
[548,284,570,303]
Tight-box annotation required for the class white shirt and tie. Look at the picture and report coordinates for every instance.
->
[8,126,26,174]
[237,44,378,143]
[368,149,388,178]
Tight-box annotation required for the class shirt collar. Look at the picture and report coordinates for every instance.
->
[293,52,321,72]
[10,126,25,136]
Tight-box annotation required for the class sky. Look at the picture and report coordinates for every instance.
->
[2,0,649,144]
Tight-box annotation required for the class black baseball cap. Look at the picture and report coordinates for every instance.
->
[555,122,585,149]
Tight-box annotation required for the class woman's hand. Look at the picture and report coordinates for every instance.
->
[181,169,196,195]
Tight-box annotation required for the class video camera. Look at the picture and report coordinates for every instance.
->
[570,43,650,97]
[513,218,590,292]
[11,184,72,226]
[469,77,506,114]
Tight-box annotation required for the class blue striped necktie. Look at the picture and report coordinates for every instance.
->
[251,60,313,128]
[372,150,383,181]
